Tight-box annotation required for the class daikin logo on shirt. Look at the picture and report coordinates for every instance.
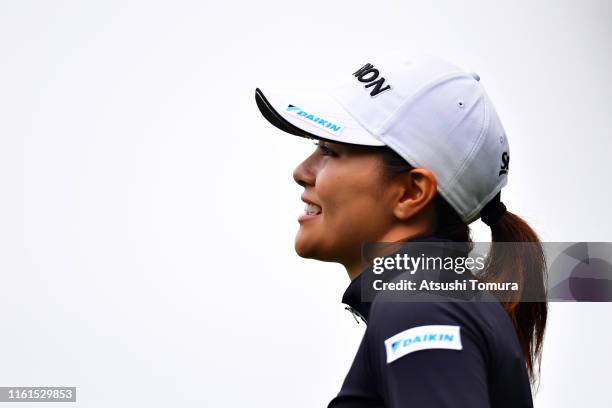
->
[384,325,462,363]
[285,105,344,136]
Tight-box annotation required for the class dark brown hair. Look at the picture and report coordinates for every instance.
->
[377,145,547,383]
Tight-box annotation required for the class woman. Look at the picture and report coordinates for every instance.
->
[254,53,547,408]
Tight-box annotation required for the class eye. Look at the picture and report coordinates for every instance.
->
[314,141,338,157]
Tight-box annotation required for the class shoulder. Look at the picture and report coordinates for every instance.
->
[369,290,510,329]
[366,291,521,363]
[358,285,531,406]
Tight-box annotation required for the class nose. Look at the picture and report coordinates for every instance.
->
[293,154,316,188]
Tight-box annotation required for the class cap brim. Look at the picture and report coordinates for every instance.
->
[255,88,384,146]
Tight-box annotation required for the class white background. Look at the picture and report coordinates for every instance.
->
[1,0,611,406]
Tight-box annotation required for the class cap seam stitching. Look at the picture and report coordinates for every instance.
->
[432,88,485,189]
[452,93,490,222]
[375,71,472,135]
[458,96,499,223]
[445,86,488,190]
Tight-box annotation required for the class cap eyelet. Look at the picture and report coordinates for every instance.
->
[457,100,465,108]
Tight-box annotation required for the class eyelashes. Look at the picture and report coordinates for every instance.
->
[314,141,339,157]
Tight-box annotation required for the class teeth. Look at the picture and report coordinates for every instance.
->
[304,203,322,215]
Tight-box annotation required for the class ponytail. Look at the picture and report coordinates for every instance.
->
[480,198,548,383]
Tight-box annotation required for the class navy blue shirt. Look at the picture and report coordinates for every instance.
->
[328,238,534,408]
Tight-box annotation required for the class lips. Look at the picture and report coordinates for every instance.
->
[300,195,322,222]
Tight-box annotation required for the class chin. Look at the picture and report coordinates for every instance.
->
[294,231,323,259]
[294,236,318,259]
[294,233,337,262]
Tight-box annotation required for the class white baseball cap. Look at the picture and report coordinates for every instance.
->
[255,52,510,224]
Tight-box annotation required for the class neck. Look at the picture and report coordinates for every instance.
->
[343,228,435,280]
[346,259,367,281]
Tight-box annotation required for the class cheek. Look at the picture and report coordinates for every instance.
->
[318,168,385,226]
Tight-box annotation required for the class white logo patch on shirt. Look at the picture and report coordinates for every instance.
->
[384,325,462,364]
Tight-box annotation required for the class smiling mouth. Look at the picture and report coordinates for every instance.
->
[304,202,322,215]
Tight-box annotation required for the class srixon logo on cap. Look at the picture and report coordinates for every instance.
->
[499,151,509,176]
[353,63,392,97]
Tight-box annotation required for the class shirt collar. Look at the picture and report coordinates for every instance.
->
[341,234,455,323]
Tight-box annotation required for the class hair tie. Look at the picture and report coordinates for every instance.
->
[481,192,507,226]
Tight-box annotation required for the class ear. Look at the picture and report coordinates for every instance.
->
[391,168,438,221]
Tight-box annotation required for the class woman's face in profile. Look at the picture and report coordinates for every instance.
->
[292,140,396,265]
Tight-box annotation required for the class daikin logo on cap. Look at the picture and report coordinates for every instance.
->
[285,104,344,136]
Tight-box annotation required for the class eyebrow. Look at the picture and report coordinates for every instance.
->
[319,139,383,155]
[319,140,342,149]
